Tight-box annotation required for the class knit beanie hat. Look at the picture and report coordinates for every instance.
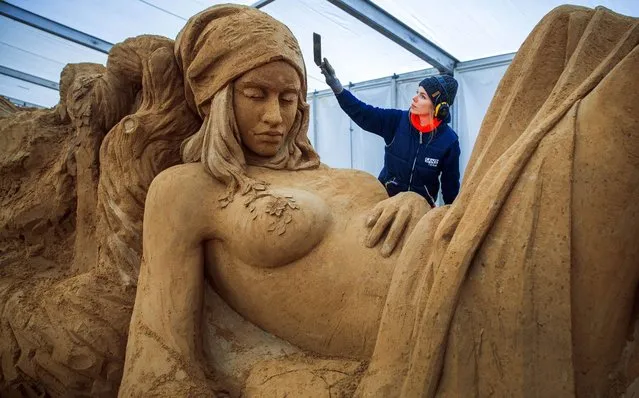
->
[419,75,458,107]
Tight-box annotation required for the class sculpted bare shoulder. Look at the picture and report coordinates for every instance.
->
[144,163,222,240]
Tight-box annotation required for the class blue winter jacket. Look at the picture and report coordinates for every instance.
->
[336,89,460,206]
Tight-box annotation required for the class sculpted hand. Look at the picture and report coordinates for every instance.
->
[365,192,429,257]
[319,58,343,94]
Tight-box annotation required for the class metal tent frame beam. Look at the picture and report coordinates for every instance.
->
[325,0,457,74]
[3,95,44,108]
[0,65,60,90]
[252,0,277,8]
[0,2,112,54]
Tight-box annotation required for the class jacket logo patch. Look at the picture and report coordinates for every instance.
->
[425,157,439,167]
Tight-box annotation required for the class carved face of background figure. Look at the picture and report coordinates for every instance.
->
[234,61,301,157]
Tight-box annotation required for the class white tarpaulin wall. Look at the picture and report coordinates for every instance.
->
[453,55,512,179]
[310,53,513,200]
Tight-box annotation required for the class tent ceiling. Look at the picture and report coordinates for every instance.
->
[1,0,638,107]
[371,0,639,62]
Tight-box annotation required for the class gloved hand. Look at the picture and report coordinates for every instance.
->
[319,58,343,94]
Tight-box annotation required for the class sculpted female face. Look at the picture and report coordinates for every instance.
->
[234,61,301,157]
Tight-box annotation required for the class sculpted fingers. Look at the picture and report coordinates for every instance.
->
[366,205,384,228]
[366,207,396,248]
[381,207,410,257]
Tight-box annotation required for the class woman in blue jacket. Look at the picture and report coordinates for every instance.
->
[320,59,460,207]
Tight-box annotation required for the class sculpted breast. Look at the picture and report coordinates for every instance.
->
[224,187,332,267]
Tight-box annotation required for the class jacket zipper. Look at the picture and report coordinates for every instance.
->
[407,132,422,191]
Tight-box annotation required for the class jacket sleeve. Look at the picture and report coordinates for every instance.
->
[336,89,403,144]
[441,140,461,204]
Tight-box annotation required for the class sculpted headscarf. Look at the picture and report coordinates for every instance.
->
[175,5,307,117]
[174,4,319,202]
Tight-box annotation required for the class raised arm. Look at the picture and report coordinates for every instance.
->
[320,58,402,143]
[335,90,404,144]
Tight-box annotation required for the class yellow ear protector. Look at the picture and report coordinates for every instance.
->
[432,75,450,121]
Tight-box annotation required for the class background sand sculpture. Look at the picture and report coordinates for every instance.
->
[0,4,637,398]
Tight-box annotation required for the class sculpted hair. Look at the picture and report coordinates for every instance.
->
[180,82,319,205]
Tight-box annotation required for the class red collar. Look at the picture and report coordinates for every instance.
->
[410,112,441,133]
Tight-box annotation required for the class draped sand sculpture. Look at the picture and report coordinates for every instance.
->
[0,4,638,397]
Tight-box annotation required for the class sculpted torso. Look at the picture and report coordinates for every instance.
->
[148,163,419,358]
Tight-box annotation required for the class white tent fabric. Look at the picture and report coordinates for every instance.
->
[454,61,511,178]
[350,84,391,173]
[0,73,59,107]
[263,0,429,91]
[314,93,353,168]
[0,16,106,82]
[371,0,639,61]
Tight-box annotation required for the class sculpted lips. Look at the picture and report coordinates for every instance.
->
[257,130,283,142]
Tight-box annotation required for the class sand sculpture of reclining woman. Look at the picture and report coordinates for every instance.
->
[118,5,430,396]
[0,3,638,398]
[120,3,639,397]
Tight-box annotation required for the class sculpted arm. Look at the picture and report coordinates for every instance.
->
[121,168,218,393]
[141,173,205,352]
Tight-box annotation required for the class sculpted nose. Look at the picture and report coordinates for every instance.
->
[262,98,283,126]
